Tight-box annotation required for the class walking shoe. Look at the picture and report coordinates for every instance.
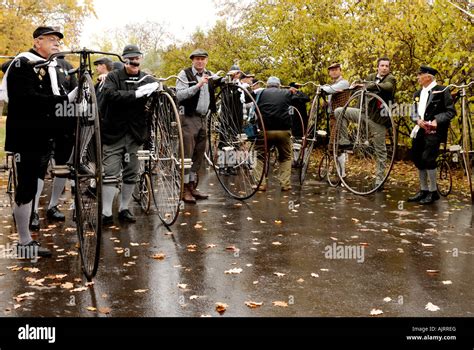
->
[102,214,113,226]
[118,209,136,223]
[190,181,209,200]
[182,183,196,204]
[407,190,429,202]
[47,206,65,221]
[29,212,40,231]
[419,191,439,205]
[16,240,52,258]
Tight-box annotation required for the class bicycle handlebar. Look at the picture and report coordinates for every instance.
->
[433,81,474,94]
[125,74,195,85]
[30,49,125,68]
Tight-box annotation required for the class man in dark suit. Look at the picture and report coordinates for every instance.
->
[408,65,456,205]
[3,26,78,257]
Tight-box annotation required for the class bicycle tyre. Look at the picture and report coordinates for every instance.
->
[333,90,396,195]
[208,84,268,200]
[73,72,102,281]
[151,91,184,226]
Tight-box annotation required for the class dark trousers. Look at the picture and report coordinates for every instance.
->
[14,151,47,205]
[411,132,441,170]
[181,114,207,175]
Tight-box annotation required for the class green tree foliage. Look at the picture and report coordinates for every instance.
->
[0,0,95,54]
[158,0,473,102]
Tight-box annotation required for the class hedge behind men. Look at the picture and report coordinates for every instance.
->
[101,44,158,224]
[176,49,217,204]
[408,65,455,205]
[2,26,78,257]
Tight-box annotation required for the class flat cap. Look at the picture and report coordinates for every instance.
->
[33,26,63,39]
[417,65,438,76]
[122,44,142,58]
[328,62,341,70]
[93,56,113,65]
[189,49,209,59]
[267,76,281,87]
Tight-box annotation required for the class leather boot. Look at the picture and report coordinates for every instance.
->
[182,183,196,204]
[190,181,209,200]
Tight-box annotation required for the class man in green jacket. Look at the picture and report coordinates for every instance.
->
[335,57,396,186]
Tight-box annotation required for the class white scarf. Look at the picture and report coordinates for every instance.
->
[0,51,60,103]
[410,80,437,138]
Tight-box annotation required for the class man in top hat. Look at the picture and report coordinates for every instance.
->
[407,65,456,204]
[100,44,158,224]
[2,26,79,258]
[176,48,218,204]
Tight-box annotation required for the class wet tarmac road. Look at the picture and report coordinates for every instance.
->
[0,166,473,317]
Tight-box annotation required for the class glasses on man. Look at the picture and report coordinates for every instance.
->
[38,36,63,45]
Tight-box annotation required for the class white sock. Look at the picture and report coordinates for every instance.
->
[338,154,346,177]
[184,173,190,184]
[427,169,437,192]
[49,177,67,209]
[419,169,429,191]
[189,172,196,182]
[33,179,44,213]
[102,185,117,217]
[14,201,33,245]
[119,183,135,212]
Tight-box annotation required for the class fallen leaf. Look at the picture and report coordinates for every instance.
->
[61,282,74,289]
[383,297,392,302]
[311,273,319,278]
[194,223,203,229]
[133,289,148,293]
[24,267,40,273]
[441,280,452,285]
[246,217,253,221]
[177,284,187,289]
[351,218,360,223]
[70,287,88,292]
[370,309,383,316]
[274,220,282,224]
[273,272,285,277]
[253,281,259,285]
[215,302,228,314]
[224,268,243,274]
[245,301,263,308]
[226,245,238,252]
[85,282,94,287]
[130,243,139,246]
[272,241,282,246]
[320,269,329,272]
[98,307,111,314]
[425,302,440,312]
[190,295,199,300]
[151,253,166,260]
[259,220,267,224]
[297,278,305,283]
[272,301,288,307]
[86,306,97,312]
[426,270,440,275]
[206,244,216,249]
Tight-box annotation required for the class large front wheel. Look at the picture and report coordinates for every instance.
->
[333,90,396,195]
[151,92,184,226]
[208,84,268,199]
[73,72,102,281]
